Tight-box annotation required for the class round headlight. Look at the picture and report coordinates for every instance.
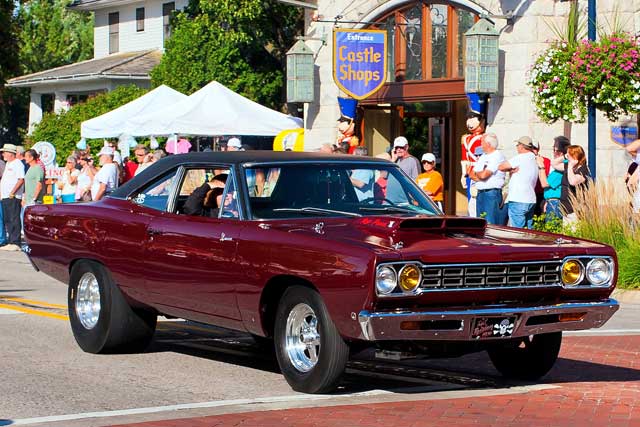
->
[561,259,584,286]
[586,258,612,286]
[376,266,397,295]
[398,264,422,293]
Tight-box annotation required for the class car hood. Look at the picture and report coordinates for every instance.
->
[268,215,611,262]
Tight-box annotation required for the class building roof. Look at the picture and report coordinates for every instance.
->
[68,0,140,11]
[6,50,162,88]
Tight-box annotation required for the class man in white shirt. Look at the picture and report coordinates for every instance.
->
[91,146,118,201]
[468,133,506,225]
[499,136,539,229]
[0,144,25,250]
[350,147,374,201]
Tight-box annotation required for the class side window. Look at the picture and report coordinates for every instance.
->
[176,167,230,216]
[131,170,179,211]
[246,167,281,198]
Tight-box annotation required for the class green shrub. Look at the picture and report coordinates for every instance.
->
[532,214,564,234]
[30,85,148,165]
[616,238,640,289]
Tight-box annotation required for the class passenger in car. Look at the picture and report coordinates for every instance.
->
[183,173,227,216]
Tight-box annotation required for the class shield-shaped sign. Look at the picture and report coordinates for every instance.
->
[610,125,638,147]
[333,29,387,100]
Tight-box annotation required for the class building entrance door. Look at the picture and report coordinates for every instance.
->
[399,102,455,214]
[361,100,468,215]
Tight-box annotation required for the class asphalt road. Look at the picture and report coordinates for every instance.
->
[1,250,638,427]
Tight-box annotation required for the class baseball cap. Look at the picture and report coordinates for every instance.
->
[515,136,538,150]
[98,146,114,156]
[16,145,25,155]
[421,153,436,163]
[393,136,408,148]
[0,144,17,154]
[227,137,242,148]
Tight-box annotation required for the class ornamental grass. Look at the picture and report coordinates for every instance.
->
[568,179,640,289]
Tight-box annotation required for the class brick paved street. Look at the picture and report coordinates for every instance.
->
[113,335,640,427]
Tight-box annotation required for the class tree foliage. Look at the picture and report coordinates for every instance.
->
[31,85,147,165]
[0,0,21,144]
[0,0,94,145]
[16,0,93,75]
[151,0,303,110]
[0,0,19,84]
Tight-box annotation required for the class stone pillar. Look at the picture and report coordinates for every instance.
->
[53,91,70,114]
[28,92,43,135]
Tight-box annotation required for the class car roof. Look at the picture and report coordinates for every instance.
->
[111,151,394,198]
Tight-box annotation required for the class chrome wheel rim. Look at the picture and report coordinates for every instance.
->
[76,272,101,330]
[285,303,320,373]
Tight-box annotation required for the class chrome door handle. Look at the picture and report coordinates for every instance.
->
[219,232,233,242]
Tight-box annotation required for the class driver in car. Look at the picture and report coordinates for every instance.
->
[183,173,227,216]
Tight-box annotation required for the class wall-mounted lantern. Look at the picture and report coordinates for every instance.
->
[286,39,315,103]
[464,18,500,94]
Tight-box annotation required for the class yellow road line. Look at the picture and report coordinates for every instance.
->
[0,303,69,321]
[0,296,67,309]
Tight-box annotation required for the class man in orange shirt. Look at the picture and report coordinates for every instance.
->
[416,153,444,210]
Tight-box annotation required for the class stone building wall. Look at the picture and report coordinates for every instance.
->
[305,0,640,179]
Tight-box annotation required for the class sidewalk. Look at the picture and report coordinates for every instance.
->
[613,288,640,304]
[111,335,640,427]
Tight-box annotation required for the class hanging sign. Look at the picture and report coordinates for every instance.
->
[333,29,387,100]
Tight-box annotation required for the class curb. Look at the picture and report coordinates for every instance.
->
[612,288,640,304]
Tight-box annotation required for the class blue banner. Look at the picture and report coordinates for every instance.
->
[333,29,387,100]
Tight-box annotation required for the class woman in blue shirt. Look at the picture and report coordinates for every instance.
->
[537,136,570,221]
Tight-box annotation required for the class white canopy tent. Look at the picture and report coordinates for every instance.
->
[81,85,187,138]
[126,81,303,137]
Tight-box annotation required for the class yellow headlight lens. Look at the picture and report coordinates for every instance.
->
[398,264,421,292]
[561,259,583,286]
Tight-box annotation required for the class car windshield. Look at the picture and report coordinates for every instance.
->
[244,163,440,219]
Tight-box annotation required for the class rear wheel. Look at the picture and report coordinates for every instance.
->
[488,332,562,380]
[68,260,157,354]
[274,286,349,393]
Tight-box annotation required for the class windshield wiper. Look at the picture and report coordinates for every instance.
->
[359,206,420,214]
[273,207,362,217]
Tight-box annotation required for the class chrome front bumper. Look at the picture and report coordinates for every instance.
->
[358,299,619,341]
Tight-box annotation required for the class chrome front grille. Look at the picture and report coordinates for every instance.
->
[421,262,562,290]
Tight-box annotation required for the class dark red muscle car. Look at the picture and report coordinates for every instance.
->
[24,152,619,393]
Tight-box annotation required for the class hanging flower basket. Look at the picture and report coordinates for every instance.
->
[529,32,640,123]
[527,42,586,123]
[570,32,640,122]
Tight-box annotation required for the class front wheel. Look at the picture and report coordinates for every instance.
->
[274,286,349,393]
[488,332,562,380]
[68,260,157,354]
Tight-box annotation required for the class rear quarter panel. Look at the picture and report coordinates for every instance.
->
[24,199,153,305]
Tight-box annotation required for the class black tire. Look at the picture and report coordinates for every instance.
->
[68,260,157,354]
[274,286,349,393]
[488,332,562,380]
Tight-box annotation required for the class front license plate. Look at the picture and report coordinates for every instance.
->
[472,316,516,339]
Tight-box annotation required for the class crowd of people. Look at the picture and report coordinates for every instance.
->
[323,119,607,230]
[0,127,636,250]
[376,131,595,229]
